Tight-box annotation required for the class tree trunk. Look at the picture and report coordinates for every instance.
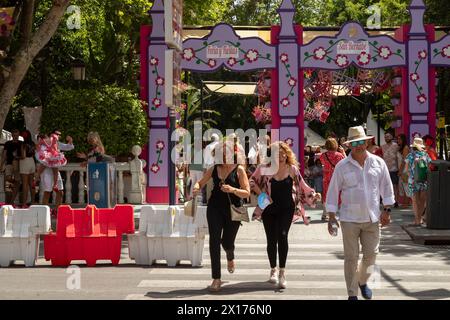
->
[0,0,70,130]
[19,0,36,46]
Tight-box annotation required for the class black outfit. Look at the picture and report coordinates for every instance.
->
[262,176,295,269]
[207,165,242,279]
[4,140,23,164]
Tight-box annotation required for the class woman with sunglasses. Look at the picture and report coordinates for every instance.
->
[250,141,320,289]
[192,137,250,292]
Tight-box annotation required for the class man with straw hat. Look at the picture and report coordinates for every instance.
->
[325,126,395,300]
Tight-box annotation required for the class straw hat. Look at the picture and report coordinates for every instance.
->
[410,137,425,151]
[344,126,374,144]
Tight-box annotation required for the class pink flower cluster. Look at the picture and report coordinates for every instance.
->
[252,105,271,124]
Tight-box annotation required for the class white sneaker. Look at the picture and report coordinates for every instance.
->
[278,271,287,289]
[269,268,278,284]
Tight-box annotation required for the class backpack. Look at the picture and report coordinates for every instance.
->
[414,157,428,183]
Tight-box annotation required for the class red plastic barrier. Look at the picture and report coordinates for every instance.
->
[44,205,135,267]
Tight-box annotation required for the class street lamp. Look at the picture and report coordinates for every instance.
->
[72,58,86,81]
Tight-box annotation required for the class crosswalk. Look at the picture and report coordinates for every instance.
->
[124,237,450,300]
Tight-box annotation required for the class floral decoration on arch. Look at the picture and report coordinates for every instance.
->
[149,56,164,111]
[433,44,450,59]
[252,105,271,125]
[279,53,297,108]
[410,50,428,104]
[150,140,165,174]
[304,39,403,68]
[180,40,272,69]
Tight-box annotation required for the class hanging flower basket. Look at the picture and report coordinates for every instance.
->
[252,105,271,125]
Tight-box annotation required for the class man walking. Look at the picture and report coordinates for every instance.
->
[381,132,400,207]
[326,126,394,300]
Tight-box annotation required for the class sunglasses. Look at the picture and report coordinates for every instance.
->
[350,140,366,147]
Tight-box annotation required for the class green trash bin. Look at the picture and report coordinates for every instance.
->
[426,160,450,229]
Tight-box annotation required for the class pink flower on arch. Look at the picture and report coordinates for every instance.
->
[149,56,159,66]
[280,53,289,63]
[357,51,371,66]
[207,59,217,68]
[150,163,160,174]
[227,57,237,66]
[281,98,290,108]
[378,46,392,59]
[335,54,349,68]
[182,48,195,61]
[245,49,259,63]
[152,98,162,108]
[417,94,427,104]
[284,138,294,147]
[409,73,420,82]
[313,47,327,60]
[288,77,297,87]
[155,76,164,86]
[156,140,165,151]
[442,45,450,58]
[418,50,427,60]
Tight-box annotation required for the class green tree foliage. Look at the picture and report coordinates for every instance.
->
[39,85,148,158]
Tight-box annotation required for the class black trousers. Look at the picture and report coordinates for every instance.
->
[262,204,294,269]
[207,204,241,279]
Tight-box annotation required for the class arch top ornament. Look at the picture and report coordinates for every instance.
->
[300,22,406,70]
[180,23,277,72]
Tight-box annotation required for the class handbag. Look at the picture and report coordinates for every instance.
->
[222,178,249,222]
[184,196,198,218]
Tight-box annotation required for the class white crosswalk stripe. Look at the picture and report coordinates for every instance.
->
[124,240,450,300]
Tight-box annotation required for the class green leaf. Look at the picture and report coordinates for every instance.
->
[397,49,402,53]
[196,60,201,64]
[290,93,294,96]
[327,58,331,63]
[373,41,378,45]
[329,40,333,45]
[286,64,290,68]
[434,48,439,53]
[266,53,271,58]
[159,160,163,164]
[240,61,244,65]
[236,42,240,46]
[152,71,156,74]
[304,52,309,56]
[373,57,378,62]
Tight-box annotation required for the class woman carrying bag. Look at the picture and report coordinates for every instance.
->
[192,138,250,292]
[250,141,320,289]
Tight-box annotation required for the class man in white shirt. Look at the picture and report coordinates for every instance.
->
[326,126,394,300]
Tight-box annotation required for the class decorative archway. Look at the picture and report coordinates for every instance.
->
[141,0,449,204]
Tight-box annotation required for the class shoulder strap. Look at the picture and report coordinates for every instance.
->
[325,152,335,168]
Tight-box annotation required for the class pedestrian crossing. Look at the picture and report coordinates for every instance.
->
[124,240,450,300]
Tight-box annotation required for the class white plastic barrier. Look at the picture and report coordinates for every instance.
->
[0,205,51,267]
[128,205,207,267]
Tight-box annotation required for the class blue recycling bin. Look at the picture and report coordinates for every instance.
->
[87,162,117,208]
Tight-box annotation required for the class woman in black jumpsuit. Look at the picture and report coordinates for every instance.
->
[193,140,250,292]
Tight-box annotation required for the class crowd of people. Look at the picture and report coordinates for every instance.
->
[186,126,435,298]
[303,130,436,226]
[0,128,106,213]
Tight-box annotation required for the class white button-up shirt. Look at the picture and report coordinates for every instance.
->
[325,151,395,223]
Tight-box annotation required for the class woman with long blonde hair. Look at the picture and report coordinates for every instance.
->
[250,141,320,289]
[192,137,250,292]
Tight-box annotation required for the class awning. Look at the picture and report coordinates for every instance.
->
[203,81,257,95]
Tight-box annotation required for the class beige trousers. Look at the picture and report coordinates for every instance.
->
[341,221,380,297]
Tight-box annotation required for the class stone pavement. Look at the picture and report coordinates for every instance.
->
[0,205,449,300]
